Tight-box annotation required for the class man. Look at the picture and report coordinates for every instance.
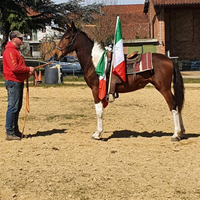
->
[3,30,35,141]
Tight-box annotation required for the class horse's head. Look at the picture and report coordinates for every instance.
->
[54,22,78,61]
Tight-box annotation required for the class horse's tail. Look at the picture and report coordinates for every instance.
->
[173,61,185,113]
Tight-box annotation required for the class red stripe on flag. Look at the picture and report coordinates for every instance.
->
[112,61,126,82]
[98,79,107,100]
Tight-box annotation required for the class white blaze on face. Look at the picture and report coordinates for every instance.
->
[92,42,104,68]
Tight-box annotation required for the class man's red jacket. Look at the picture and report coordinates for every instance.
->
[3,41,30,83]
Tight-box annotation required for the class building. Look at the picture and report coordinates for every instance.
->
[83,4,157,55]
[23,25,64,60]
[144,0,200,68]
[84,1,200,70]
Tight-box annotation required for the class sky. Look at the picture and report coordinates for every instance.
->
[53,0,144,5]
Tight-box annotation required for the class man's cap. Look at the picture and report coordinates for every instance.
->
[10,30,24,39]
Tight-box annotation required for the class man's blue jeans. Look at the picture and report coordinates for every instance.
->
[5,80,24,135]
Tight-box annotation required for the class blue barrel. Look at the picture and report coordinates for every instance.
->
[190,60,200,71]
[44,67,58,84]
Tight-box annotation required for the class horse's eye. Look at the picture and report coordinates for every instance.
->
[65,37,70,40]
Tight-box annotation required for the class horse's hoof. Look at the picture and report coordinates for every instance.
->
[171,137,180,142]
[91,136,101,140]
[92,132,103,140]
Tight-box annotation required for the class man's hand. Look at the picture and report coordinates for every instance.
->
[29,67,35,75]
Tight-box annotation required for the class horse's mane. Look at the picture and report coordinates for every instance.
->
[78,29,103,68]
[79,29,94,46]
[63,27,103,68]
[63,27,94,46]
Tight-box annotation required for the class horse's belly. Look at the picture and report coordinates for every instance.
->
[115,74,152,93]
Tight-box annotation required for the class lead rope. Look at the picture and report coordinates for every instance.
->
[21,77,30,138]
[20,61,54,138]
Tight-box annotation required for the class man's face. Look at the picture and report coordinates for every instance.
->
[12,37,23,47]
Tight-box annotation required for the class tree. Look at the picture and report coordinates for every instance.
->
[85,0,118,5]
[40,35,56,61]
[0,0,31,50]
[0,0,102,53]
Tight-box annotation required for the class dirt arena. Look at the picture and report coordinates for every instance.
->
[0,82,200,200]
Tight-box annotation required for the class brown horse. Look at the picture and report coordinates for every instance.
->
[54,22,185,141]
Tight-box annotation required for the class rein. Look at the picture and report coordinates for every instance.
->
[34,61,53,70]
[56,32,78,51]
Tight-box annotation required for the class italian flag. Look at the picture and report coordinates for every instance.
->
[95,50,108,100]
[113,16,126,82]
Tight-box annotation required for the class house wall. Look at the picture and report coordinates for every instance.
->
[165,7,200,60]
[148,2,200,61]
[148,0,166,55]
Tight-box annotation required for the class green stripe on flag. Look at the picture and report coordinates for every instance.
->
[115,17,122,44]
[95,50,107,76]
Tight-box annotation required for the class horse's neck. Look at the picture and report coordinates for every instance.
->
[76,40,103,88]
[76,40,103,73]
[76,39,92,66]
[76,50,93,75]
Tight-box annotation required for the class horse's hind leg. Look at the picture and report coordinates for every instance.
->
[179,113,185,134]
[171,110,185,141]
[92,101,104,140]
[158,89,185,141]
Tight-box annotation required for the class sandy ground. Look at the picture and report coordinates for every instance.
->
[0,82,200,200]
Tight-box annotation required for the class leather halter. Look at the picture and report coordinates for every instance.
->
[56,32,78,51]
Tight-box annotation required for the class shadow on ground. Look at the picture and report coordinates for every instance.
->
[26,129,67,138]
[102,130,200,141]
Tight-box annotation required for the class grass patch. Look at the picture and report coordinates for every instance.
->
[1,81,86,88]
[29,75,85,83]
[63,76,85,82]
[46,114,85,121]
[0,75,85,87]
[183,78,200,83]
[34,82,87,88]
[0,82,5,87]
[1,76,200,88]
[19,115,36,121]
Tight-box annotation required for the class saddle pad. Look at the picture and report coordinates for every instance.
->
[126,52,153,74]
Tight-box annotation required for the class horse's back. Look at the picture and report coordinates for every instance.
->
[152,53,173,64]
[152,53,174,72]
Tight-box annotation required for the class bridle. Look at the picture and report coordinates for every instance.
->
[56,32,78,51]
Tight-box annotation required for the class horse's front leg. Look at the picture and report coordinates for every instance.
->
[92,101,104,140]
[171,110,185,141]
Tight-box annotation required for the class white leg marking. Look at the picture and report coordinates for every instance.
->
[92,101,103,140]
[171,110,182,140]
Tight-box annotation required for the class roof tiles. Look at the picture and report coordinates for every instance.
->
[153,0,200,5]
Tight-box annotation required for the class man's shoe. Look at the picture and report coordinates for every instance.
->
[6,134,21,141]
[15,131,26,138]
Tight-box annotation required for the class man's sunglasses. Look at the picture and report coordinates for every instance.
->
[17,37,23,41]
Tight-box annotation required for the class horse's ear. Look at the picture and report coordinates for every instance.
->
[71,21,77,33]
[66,23,70,29]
